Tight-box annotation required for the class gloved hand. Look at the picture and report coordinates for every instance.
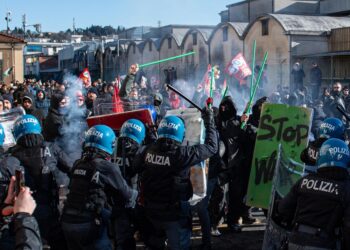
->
[125,189,138,209]
[201,106,214,127]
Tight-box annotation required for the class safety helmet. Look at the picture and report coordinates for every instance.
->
[0,123,5,146]
[84,125,116,155]
[154,93,163,104]
[120,119,146,145]
[317,138,350,169]
[13,114,41,141]
[319,118,344,139]
[157,115,185,143]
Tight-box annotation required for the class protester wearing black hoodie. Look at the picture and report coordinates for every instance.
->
[22,95,45,127]
[217,96,247,232]
[43,93,66,142]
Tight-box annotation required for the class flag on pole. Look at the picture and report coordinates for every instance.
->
[225,53,252,82]
[112,76,124,113]
[202,65,220,96]
[221,79,228,97]
[79,68,91,87]
[3,67,13,77]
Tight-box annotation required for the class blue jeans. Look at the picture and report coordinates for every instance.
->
[194,178,217,246]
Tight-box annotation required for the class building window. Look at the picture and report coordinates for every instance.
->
[223,27,228,41]
[261,19,269,36]
[149,42,152,51]
[192,33,197,45]
[168,38,172,49]
[133,45,136,54]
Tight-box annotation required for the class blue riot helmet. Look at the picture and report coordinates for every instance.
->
[317,138,350,169]
[157,115,185,143]
[84,125,116,155]
[0,123,5,146]
[13,114,42,141]
[319,118,345,140]
[120,119,146,145]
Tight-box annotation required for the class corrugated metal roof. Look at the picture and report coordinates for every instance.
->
[269,14,350,35]
[227,22,249,36]
[171,30,189,46]
[197,28,215,41]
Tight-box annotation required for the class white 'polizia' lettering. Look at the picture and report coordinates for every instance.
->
[301,178,339,195]
[124,122,142,132]
[86,129,103,139]
[74,169,86,176]
[17,118,38,126]
[115,157,130,167]
[158,121,180,131]
[145,153,171,166]
[320,122,335,131]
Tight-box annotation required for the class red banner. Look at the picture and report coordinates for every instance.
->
[225,53,252,82]
[79,68,91,87]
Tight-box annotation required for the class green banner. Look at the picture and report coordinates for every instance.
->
[246,103,313,208]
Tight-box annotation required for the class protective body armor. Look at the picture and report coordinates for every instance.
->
[64,158,106,221]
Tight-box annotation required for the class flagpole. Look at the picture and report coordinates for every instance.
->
[241,51,268,129]
[139,51,195,68]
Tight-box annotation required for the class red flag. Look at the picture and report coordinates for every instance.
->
[225,53,252,82]
[112,76,124,113]
[202,65,212,96]
[79,68,91,88]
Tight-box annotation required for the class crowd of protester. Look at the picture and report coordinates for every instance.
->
[0,61,349,250]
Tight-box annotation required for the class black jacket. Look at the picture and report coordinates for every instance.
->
[217,96,245,172]
[43,93,65,142]
[23,95,45,127]
[133,118,218,220]
[278,168,350,249]
[323,92,346,121]
[14,213,42,250]
[62,155,136,223]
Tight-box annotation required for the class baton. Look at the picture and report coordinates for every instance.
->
[336,105,350,122]
[166,84,202,112]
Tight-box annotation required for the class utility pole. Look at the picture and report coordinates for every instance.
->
[5,11,11,34]
[22,14,26,39]
[73,18,76,35]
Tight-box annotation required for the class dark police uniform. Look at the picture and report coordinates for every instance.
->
[278,168,350,250]
[62,155,137,250]
[0,141,71,249]
[133,113,218,250]
[112,140,140,250]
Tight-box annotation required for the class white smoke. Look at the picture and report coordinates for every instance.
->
[59,73,88,163]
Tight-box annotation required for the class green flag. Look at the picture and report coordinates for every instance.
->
[3,67,13,77]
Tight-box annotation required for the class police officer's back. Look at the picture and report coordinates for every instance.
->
[133,108,218,249]
[61,124,138,250]
[279,138,350,250]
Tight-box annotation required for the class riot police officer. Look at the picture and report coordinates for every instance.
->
[133,107,218,250]
[1,114,71,249]
[61,124,138,250]
[113,119,146,250]
[279,138,350,250]
[301,117,345,174]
